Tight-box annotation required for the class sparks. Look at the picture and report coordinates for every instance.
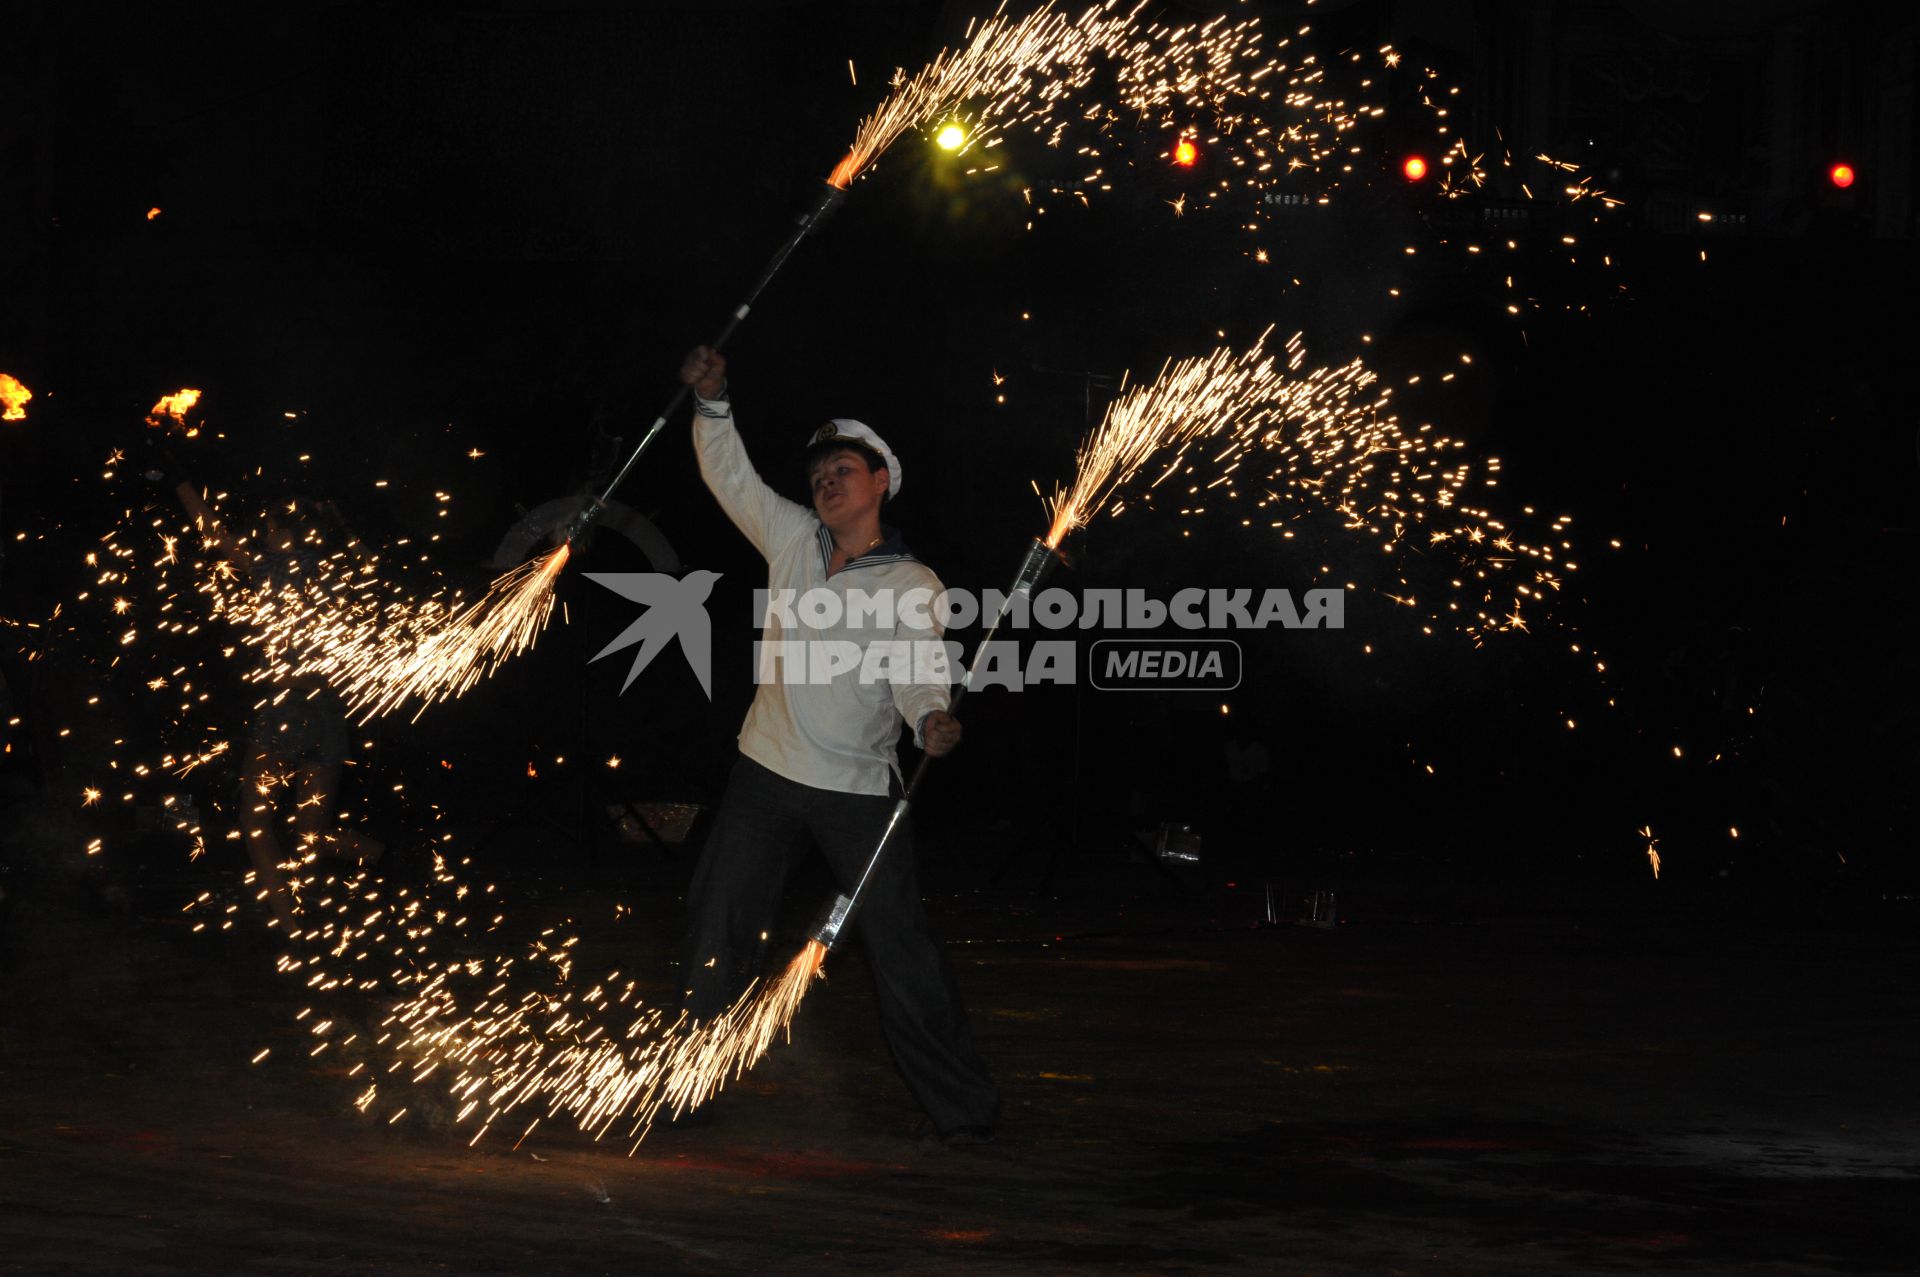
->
[1042,333,1382,549]
[207,541,573,723]
[826,3,1129,186]
[640,941,829,1128]
[823,2,1270,189]
[337,544,571,720]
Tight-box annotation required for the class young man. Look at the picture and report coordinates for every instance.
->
[676,345,999,1144]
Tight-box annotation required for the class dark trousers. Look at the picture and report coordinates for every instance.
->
[681,754,1000,1134]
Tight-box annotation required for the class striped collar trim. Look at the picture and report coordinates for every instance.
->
[817,524,918,572]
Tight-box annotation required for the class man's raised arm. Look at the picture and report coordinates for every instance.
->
[681,346,813,559]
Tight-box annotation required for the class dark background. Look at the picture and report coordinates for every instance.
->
[3,0,1916,913]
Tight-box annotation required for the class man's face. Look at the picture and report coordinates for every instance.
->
[809,448,889,526]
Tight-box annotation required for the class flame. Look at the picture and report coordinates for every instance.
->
[0,373,30,421]
[146,388,203,436]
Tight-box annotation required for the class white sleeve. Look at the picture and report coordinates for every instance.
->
[691,398,816,559]
[891,577,954,746]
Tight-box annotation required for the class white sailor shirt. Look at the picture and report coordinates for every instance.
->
[693,394,952,796]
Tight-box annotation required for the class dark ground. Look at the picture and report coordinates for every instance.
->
[3,844,1915,1276]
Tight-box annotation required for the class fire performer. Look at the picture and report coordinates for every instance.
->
[675,345,999,1145]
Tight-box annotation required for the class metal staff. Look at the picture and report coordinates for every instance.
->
[811,536,1063,949]
[564,181,848,544]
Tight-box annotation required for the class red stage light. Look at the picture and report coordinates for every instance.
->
[1173,138,1198,167]
[1829,162,1856,189]
[1402,155,1428,181]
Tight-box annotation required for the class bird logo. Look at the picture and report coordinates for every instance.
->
[585,570,722,699]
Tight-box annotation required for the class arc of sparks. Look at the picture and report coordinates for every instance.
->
[333,544,572,721]
[825,1,1271,190]
[827,2,1142,188]
[1044,337,1284,546]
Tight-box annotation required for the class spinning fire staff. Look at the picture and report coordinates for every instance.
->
[334,0,1198,722]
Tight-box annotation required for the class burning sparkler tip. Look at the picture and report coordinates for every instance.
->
[0,372,31,422]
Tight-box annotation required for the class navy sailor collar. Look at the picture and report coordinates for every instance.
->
[816,522,918,573]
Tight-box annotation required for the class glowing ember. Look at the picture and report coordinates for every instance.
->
[146,388,203,435]
[0,372,30,421]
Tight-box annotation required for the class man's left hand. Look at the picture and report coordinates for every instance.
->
[922,710,963,758]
